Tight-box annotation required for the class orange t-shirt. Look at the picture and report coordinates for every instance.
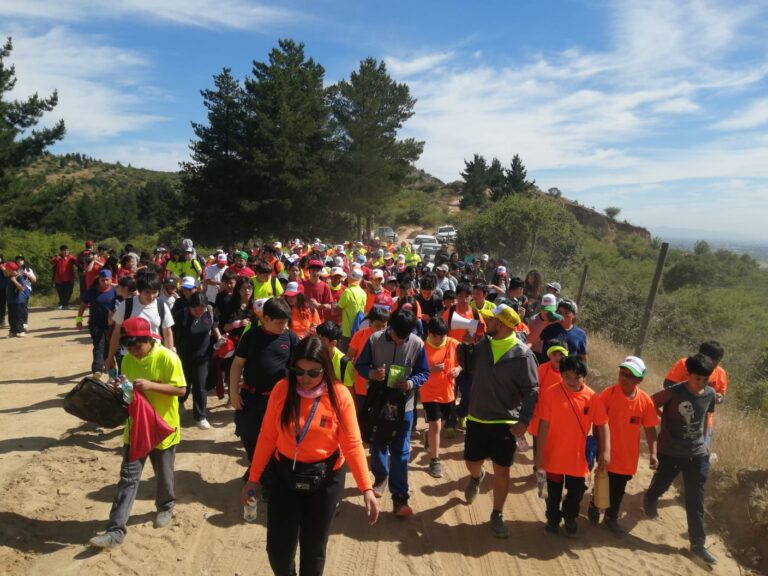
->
[348,326,373,396]
[248,378,372,493]
[421,337,459,403]
[665,357,728,396]
[598,384,659,476]
[442,306,486,341]
[290,306,321,339]
[539,384,608,478]
[515,322,530,336]
[528,361,563,435]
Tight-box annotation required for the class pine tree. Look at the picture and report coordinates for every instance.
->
[487,157,507,201]
[504,153,535,196]
[459,154,489,209]
[180,67,248,243]
[328,57,423,236]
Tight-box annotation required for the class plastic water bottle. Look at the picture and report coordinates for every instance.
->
[516,435,530,453]
[243,489,259,522]
[536,470,548,500]
[119,376,134,404]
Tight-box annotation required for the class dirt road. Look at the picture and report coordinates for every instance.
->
[0,308,742,575]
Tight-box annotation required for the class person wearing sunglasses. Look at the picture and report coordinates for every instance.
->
[242,335,379,575]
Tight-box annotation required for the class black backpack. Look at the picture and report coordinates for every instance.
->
[358,379,407,444]
[63,377,128,428]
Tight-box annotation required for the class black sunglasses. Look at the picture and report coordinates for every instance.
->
[291,366,323,378]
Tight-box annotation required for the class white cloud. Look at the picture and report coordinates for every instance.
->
[385,52,454,77]
[72,140,188,172]
[653,98,700,114]
[713,98,768,130]
[8,26,169,140]
[0,0,301,30]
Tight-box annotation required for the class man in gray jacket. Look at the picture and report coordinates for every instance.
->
[462,303,539,538]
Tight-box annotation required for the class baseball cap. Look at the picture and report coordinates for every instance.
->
[308,259,324,269]
[478,303,520,330]
[496,266,507,276]
[547,281,562,293]
[98,269,112,279]
[284,281,303,296]
[397,254,406,262]
[319,267,331,278]
[217,253,228,263]
[558,299,578,314]
[437,264,449,272]
[121,317,159,340]
[183,247,194,253]
[4,261,19,272]
[181,276,197,289]
[481,254,489,262]
[349,268,364,281]
[163,276,177,286]
[371,269,385,280]
[356,254,366,264]
[384,252,393,260]
[235,251,248,260]
[333,256,344,266]
[273,241,282,249]
[85,240,94,248]
[541,293,558,312]
[619,356,647,378]
[546,343,570,357]
[330,266,346,278]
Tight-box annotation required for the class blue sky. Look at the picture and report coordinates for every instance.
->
[3,0,768,240]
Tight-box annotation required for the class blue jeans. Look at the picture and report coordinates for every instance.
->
[370,410,414,504]
[646,453,710,547]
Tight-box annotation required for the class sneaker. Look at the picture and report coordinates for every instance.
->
[587,503,600,525]
[196,418,211,430]
[16,332,26,338]
[691,545,717,565]
[154,510,173,529]
[372,477,387,498]
[490,511,509,538]
[393,502,414,517]
[458,417,468,430]
[89,532,122,548]
[643,493,659,519]
[545,521,559,534]
[57,305,64,310]
[428,458,443,478]
[603,516,626,535]
[464,470,485,504]
[444,427,457,439]
[563,517,578,535]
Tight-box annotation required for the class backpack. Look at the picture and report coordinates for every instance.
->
[358,379,407,444]
[63,376,128,428]
[124,296,167,341]
[350,310,366,337]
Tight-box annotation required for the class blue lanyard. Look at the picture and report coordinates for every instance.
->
[293,396,321,470]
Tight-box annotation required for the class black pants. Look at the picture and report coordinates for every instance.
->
[181,357,209,421]
[55,282,74,307]
[546,474,586,525]
[89,323,109,373]
[7,301,27,334]
[236,394,270,483]
[646,453,709,547]
[606,472,633,519]
[267,467,346,576]
[0,288,7,326]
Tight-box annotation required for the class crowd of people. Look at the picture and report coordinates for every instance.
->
[1,235,729,571]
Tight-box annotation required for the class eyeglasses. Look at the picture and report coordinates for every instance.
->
[291,367,323,378]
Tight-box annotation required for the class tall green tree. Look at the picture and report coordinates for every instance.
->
[180,67,248,244]
[459,154,489,209]
[504,153,535,196]
[328,57,423,236]
[487,157,507,201]
[243,39,332,238]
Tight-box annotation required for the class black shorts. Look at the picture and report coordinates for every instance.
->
[423,401,454,423]
[464,420,516,467]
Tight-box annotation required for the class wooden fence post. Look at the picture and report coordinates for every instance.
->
[634,242,669,356]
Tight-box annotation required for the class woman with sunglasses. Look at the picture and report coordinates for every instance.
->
[242,335,379,576]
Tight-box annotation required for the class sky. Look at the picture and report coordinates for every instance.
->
[3,0,768,240]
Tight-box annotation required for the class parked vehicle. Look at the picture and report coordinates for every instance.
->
[411,234,438,254]
[377,226,398,243]
[435,225,457,243]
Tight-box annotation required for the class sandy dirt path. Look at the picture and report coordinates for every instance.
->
[0,308,743,575]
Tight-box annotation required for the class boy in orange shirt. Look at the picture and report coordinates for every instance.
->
[528,340,568,451]
[421,317,461,478]
[534,356,609,535]
[346,306,389,412]
[589,356,658,534]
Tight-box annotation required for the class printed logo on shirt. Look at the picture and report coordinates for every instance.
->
[280,344,289,350]
[319,415,332,429]
[583,406,590,415]
[629,416,640,425]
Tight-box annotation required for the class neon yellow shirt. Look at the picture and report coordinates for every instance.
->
[337,284,367,338]
[331,347,355,387]
[252,276,284,299]
[489,333,518,364]
[471,299,495,313]
[122,344,186,450]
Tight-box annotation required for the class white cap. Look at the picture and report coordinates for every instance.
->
[350,269,364,281]
[496,265,507,275]
[334,256,344,266]
[481,254,489,261]
[181,276,197,289]
[217,253,228,263]
[372,269,385,279]
[619,356,647,378]
[331,266,347,278]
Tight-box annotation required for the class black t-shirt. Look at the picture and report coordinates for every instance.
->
[417,293,443,318]
[653,383,715,458]
[235,327,300,394]
[176,306,215,361]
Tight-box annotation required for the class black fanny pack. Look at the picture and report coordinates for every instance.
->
[275,450,339,494]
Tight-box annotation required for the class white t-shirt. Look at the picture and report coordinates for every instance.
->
[112,295,174,340]
[204,264,227,302]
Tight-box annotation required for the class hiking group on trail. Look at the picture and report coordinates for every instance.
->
[1,235,729,572]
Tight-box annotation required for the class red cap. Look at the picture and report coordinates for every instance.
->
[308,259,324,268]
[121,317,160,340]
[4,262,19,272]
[85,240,94,247]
